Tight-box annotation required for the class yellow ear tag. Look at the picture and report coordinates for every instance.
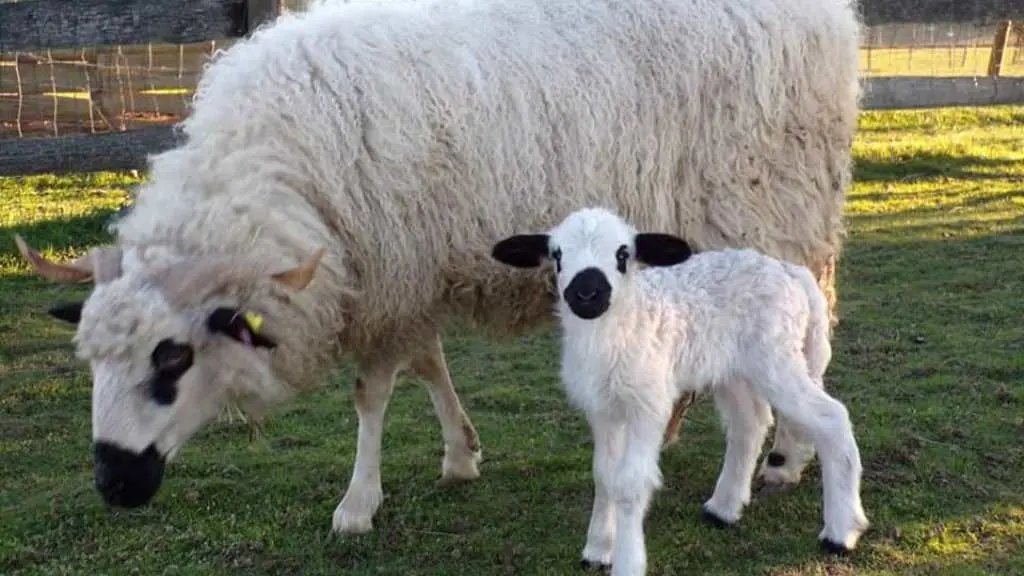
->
[243,311,264,333]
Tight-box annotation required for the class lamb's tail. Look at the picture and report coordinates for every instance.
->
[788,263,832,381]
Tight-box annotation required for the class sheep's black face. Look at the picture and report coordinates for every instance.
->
[564,267,612,319]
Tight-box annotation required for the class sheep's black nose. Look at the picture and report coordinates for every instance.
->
[94,441,166,508]
[564,268,612,320]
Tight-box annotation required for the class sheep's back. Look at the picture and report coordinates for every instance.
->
[130,0,860,342]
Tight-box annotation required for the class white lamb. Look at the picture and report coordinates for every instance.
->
[491,207,868,575]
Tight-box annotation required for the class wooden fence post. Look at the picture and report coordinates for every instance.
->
[987,21,1013,77]
[246,0,281,34]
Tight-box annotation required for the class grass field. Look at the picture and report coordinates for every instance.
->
[1,106,1023,575]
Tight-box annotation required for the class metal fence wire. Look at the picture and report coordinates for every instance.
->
[0,0,1023,176]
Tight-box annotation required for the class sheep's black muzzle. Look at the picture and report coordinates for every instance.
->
[564,267,612,320]
[94,441,166,508]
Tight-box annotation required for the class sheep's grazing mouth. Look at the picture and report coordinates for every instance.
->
[93,442,166,508]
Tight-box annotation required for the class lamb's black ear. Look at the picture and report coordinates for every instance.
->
[48,301,84,324]
[491,234,550,268]
[634,233,693,267]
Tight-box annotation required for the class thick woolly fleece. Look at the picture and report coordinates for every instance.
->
[110,0,861,402]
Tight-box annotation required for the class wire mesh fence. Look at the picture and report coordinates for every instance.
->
[0,0,1023,176]
[861,21,1024,77]
[0,40,229,139]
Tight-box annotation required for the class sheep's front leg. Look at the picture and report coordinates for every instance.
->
[409,332,482,484]
[609,414,666,576]
[581,414,625,570]
[332,359,399,534]
[703,382,772,526]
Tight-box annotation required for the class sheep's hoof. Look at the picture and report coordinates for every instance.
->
[580,559,611,572]
[701,505,734,529]
[819,538,852,555]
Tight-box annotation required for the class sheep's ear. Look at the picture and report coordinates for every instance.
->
[634,233,693,267]
[491,234,550,268]
[271,248,326,291]
[207,307,278,349]
[48,301,84,324]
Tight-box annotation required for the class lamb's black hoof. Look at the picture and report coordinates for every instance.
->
[820,538,852,555]
[701,505,732,529]
[580,559,611,572]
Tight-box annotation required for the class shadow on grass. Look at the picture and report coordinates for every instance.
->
[0,210,120,262]
[853,151,1024,183]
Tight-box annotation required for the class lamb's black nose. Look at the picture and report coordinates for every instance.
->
[564,268,612,320]
[94,442,166,508]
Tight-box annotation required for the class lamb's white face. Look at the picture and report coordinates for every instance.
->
[545,208,639,319]
[14,236,323,510]
[490,207,695,320]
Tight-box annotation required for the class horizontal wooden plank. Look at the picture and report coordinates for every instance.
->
[861,75,1024,109]
[0,0,248,52]
[1,90,191,125]
[0,125,183,176]
[858,0,1024,25]
[0,93,97,124]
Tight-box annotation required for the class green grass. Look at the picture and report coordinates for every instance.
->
[1,106,1023,576]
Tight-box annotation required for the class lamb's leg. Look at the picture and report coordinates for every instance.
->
[702,382,772,526]
[581,414,625,570]
[332,358,400,534]
[609,413,666,576]
[757,413,817,488]
[409,332,482,484]
[757,368,868,552]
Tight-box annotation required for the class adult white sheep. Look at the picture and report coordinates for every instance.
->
[491,207,869,574]
[14,0,861,535]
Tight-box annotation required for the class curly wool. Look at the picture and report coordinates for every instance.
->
[111,0,862,401]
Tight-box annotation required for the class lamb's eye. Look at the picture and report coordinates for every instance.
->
[615,245,629,273]
[551,247,562,272]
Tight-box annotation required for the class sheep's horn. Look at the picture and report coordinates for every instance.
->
[14,235,94,284]
[271,248,326,291]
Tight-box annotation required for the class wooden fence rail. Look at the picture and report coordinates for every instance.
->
[2,0,1024,176]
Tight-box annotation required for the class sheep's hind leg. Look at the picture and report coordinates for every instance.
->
[702,382,772,527]
[756,412,817,489]
[409,332,482,484]
[757,369,868,552]
[332,358,400,535]
[581,414,625,570]
[661,391,697,449]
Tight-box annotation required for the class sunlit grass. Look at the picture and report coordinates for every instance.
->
[0,106,1022,575]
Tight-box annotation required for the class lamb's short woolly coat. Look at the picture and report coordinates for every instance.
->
[492,207,867,574]
[559,248,830,423]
